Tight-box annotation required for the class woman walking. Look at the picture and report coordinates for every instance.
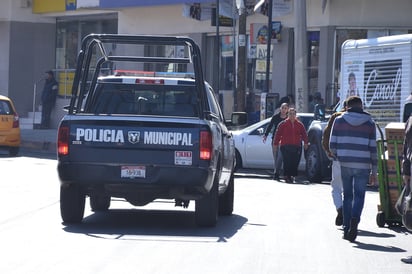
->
[273,108,308,183]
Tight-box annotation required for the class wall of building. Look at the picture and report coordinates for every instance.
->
[0,22,11,98]
[329,0,412,27]
[9,21,56,116]
[5,0,412,120]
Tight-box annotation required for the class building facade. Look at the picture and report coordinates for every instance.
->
[1,0,412,127]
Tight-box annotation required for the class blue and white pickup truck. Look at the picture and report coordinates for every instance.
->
[57,34,240,227]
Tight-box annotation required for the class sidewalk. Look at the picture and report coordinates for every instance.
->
[20,128,57,154]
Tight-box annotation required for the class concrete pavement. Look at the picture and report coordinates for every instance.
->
[20,128,57,154]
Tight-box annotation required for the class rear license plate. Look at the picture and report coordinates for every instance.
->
[175,151,192,165]
[121,166,146,178]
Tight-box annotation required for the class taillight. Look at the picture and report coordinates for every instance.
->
[58,126,69,156]
[200,131,212,160]
[12,113,19,128]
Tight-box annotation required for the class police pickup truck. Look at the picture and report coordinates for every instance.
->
[57,34,238,227]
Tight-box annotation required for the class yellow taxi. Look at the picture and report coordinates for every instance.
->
[0,95,20,156]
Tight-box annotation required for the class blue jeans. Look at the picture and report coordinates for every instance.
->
[271,142,283,175]
[331,160,343,210]
[340,166,370,231]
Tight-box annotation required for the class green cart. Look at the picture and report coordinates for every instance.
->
[376,126,404,227]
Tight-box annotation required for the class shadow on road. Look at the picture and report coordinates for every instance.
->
[62,206,248,242]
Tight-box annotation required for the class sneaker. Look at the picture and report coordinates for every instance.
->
[285,176,293,184]
[401,256,412,264]
[335,207,343,226]
[273,173,280,181]
[346,217,359,242]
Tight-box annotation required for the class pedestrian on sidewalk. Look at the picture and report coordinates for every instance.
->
[41,70,58,129]
[329,96,377,242]
[273,108,308,184]
[400,115,412,264]
[321,100,347,226]
[263,102,289,180]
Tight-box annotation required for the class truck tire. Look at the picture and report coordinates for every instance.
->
[219,172,234,216]
[195,171,219,227]
[90,195,111,212]
[306,144,322,183]
[60,184,86,223]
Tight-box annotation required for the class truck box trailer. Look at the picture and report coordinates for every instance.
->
[340,33,412,128]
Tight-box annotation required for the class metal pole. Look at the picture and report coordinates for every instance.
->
[237,3,246,111]
[32,83,36,127]
[294,0,309,112]
[265,0,273,93]
[216,0,220,95]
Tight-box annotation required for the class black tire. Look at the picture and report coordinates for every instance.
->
[90,195,111,212]
[219,172,234,216]
[376,212,386,227]
[195,171,219,227]
[305,144,322,183]
[9,147,19,157]
[60,184,86,223]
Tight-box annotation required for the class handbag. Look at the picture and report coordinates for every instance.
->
[402,194,412,231]
[395,183,412,231]
[395,183,410,216]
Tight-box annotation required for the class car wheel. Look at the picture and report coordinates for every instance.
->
[305,144,322,183]
[376,212,386,227]
[90,194,111,212]
[9,147,19,157]
[60,184,86,223]
[218,171,234,216]
[195,169,219,227]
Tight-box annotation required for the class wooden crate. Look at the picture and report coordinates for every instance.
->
[385,122,405,157]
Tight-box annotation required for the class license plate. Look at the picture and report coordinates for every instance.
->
[175,151,192,165]
[121,166,146,178]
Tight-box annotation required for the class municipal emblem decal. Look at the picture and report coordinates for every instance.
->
[128,131,140,144]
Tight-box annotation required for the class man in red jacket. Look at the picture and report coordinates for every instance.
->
[273,108,309,183]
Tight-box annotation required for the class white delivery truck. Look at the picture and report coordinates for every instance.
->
[306,34,412,183]
[340,33,412,128]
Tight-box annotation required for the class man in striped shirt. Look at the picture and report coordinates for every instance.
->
[329,96,377,242]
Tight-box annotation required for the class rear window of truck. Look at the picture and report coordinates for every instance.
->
[84,82,199,117]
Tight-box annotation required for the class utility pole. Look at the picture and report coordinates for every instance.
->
[294,0,308,112]
[215,0,220,96]
[265,0,273,93]
[236,0,246,112]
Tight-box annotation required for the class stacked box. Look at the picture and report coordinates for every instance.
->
[385,122,405,158]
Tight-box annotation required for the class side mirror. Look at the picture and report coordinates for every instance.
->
[231,112,248,127]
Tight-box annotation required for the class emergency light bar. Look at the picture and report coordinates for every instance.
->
[113,69,194,79]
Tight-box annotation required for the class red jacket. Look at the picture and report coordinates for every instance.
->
[273,118,308,147]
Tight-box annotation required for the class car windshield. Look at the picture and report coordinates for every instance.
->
[0,100,14,115]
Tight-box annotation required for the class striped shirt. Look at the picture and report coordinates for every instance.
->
[329,108,377,174]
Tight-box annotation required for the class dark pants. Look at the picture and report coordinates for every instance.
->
[41,102,53,128]
[280,145,302,177]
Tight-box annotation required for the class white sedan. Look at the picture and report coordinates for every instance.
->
[231,113,314,172]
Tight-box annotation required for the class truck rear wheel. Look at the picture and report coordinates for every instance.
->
[195,172,219,227]
[90,195,111,212]
[306,144,322,183]
[60,184,86,223]
[219,172,234,216]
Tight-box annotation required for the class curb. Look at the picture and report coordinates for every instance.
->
[20,140,57,154]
